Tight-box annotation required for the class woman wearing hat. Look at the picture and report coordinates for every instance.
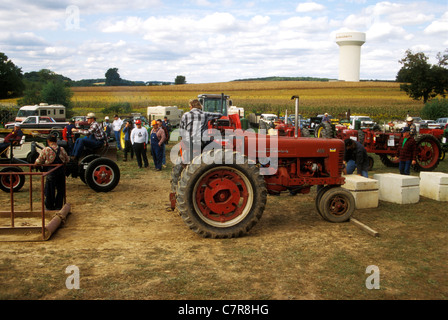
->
[397,126,417,175]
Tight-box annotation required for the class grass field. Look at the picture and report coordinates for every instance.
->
[66,81,422,122]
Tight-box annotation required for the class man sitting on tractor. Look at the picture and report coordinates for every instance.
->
[0,123,23,157]
[179,99,222,163]
[71,113,106,162]
[406,116,417,136]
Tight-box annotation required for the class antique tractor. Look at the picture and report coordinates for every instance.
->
[170,96,355,238]
[29,139,121,193]
[334,126,442,172]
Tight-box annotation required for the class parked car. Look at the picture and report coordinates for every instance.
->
[349,115,376,129]
[420,120,439,129]
[435,117,448,128]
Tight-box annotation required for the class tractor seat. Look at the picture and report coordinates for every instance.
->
[84,141,109,156]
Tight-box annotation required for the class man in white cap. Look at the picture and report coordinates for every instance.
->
[71,112,106,161]
[103,116,111,139]
[406,116,417,136]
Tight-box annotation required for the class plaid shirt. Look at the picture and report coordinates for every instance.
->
[79,121,106,141]
[397,136,417,161]
[35,142,70,165]
[179,108,222,144]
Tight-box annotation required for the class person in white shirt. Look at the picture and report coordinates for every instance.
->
[112,115,123,150]
[131,119,149,168]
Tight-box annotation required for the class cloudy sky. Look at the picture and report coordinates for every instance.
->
[1,0,447,83]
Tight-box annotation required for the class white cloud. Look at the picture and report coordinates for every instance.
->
[0,0,446,82]
[296,2,326,13]
[424,12,448,34]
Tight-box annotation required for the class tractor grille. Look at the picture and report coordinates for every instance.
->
[338,149,344,175]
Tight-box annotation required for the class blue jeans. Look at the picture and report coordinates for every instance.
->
[346,160,368,178]
[71,135,104,158]
[399,160,412,175]
[114,131,122,150]
[161,143,166,165]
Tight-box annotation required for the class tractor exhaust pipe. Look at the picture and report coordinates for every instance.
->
[291,96,299,138]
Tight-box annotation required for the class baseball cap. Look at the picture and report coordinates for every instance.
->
[135,120,142,125]
[151,120,157,126]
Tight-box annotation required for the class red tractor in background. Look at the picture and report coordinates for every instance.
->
[170,95,355,238]
[332,124,442,172]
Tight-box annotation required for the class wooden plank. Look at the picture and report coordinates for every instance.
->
[350,218,379,237]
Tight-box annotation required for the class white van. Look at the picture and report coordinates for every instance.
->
[147,106,183,127]
[16,103,66,122]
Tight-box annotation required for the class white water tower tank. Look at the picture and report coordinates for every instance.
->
[336,32,366,82]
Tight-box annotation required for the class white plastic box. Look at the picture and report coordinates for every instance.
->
[342,175,379,209]
[420,172,448,201]
[373,173,420,204]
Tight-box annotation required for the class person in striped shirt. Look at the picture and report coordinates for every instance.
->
[179,99,222,163]
[71,112,106,161]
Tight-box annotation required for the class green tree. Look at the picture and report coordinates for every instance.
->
[41,81,74,118]
[105,68,122,86]
[396,49,448,103]
[0,52,25,99]
[421,98,448,120]
[175,75,186,85]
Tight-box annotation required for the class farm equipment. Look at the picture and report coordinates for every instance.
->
[420,123,448,160]
[334,126,442,172]
[0,139,30,193]
[170,96,355,238]
[29,139,120,193]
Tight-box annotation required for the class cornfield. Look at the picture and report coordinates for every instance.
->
[4,81,424,122]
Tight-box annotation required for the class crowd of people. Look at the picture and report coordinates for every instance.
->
[63,113,172,170]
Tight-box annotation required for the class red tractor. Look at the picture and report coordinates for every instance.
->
[333,125,441,172]
[170,96,355,238]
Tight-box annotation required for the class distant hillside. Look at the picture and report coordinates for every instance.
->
[233,76,335,82]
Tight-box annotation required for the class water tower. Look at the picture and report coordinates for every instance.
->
[336,32,366,82]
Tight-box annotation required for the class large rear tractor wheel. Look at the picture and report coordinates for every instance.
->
[314,123,333,138]
[318,187,355,223]
[379,154,399,167]
[170,162,185,194]
[0,167,25,193]
[84,157,120,192]
[176,149,267,238]
[414,134,441,172]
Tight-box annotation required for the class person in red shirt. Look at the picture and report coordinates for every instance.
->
[0,124,23,157]
[397,127,417,175]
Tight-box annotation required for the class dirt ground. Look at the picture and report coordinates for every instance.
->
[0,154,447,301]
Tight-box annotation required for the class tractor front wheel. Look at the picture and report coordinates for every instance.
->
[176,149,267,238]
[0,167,25,193]
[318,187,355,223]
[84,157,120,192]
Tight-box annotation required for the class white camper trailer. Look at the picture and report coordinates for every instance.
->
[16,103,66,122]
[147,106,183,127]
